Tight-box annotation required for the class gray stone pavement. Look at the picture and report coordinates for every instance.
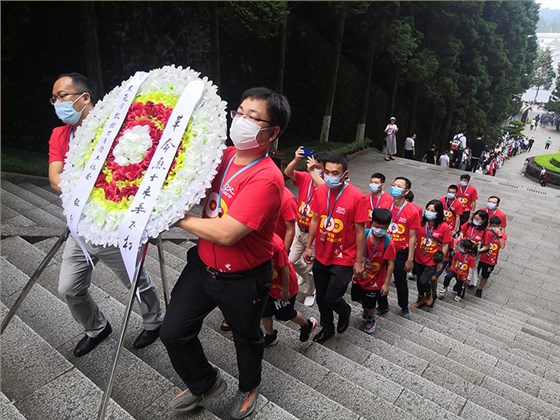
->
[287,131,560,324]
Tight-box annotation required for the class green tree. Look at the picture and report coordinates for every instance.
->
[545,63,560,114]
[532,47,556,102]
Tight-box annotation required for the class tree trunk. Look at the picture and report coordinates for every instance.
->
[81,2,104,97]
[534,85,541,103]
[355,33,375,142]
[406,85,419,137]
[210,2,221,87]
[389,72,399,118]
[276,4,288,93]
[320,3,347,144]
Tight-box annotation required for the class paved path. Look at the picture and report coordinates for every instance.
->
[494,107,560,188]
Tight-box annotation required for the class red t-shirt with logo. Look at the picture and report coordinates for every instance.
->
[480,207,507,229]
[439,197,463,232]
[456,184,478,212]
[269,234,298,299]
[414,221,453,266]
[310,183,369,266]
[292,170,318,229]
[460,222,486,247]
[198,146,284,272]
[356,232,396,290]
[388,201,421,252]
[480,231,508,266]
[275,187,298,240]
[364,191,393,228]
[450,251,476,282]
[48,124,74,164]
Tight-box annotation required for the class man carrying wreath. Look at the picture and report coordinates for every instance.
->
[160,87,291,420]
[48,73,164,357]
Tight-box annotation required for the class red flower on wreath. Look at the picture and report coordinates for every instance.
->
[95,101,173,202]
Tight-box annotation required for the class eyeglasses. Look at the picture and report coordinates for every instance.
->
[230,110,271,124]
[49,92,85,105]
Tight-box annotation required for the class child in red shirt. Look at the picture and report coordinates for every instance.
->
[476,216,507,298]
[437,239,476,302]
[261,234,317,347]
[351,208,396,334]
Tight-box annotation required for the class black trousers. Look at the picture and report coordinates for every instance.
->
[312,260,353,329]
[404,150,414,160]
[378,248,409,312]
[160,246,271,394]
[413,262,437,295]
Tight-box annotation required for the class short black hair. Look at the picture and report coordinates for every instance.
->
[57,72,97,103]
[325,154,348,172]
[460,174,471,181]
[489,216,502,225]
[370,172,386,183]
[240,87,291,134]
[313,151,328,164]
[372,208,392,226]
[395,176,412,190]
[448,184,458,192]
[405,190,414,202]
[488,195,500,204]
[460,238,476,254]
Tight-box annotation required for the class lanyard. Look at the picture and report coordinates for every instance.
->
[216,153,267,217]
[390,201,407,224]
[459,185,468,197]
[467,225,479,240]
[369,191,385,211]
[302,179,316,216]
[325,183,347,228]
[366,233,383,261]
[445,198,455,211]
[425,222,434,241]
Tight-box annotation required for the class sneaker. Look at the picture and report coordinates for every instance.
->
[299,317,317,342]
[376,307,389,316]
[437,287,448,299]
[170,369,227,412]
[399,310,411,320]
[264,330,278,349]
[230,388,259,420]
[467,284,475,289]
[407,272,416,280]
[475,289,482,298]
[364,317,376,334]
[454,295,462,302]
[303,294,316,307]
[220,320,231,332]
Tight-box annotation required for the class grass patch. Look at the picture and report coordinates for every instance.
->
[534,152,560,173]
[2,147,49,177]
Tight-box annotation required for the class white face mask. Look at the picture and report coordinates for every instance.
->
[229,116,269,151]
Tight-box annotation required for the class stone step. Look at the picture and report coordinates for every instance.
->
[20,182,62,204]
[1,304,133,420]
[1,189,66,230]
[2,180,66,221]
[2,392,26,420]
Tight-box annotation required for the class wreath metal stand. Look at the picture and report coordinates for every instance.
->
[0,227,171,420]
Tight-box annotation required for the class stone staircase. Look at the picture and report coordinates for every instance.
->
[2,156,560,420]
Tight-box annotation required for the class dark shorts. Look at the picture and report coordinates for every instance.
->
[477,261,495,279]
[262,295,297,321]
[350,283,381,310]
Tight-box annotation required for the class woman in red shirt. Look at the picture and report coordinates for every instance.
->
[413,200,452,308]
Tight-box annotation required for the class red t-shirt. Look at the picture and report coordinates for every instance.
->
[48,124,74,164]
[198,147,284,272]
[480,231,507,266]
[480,207,507,229]
[292,170,319,229]
[275,187,298,240]
[449,251,475,282]
[439,197,463,232]
[364,191,393,228]
[310,183,369,266]
[460,222,486,247]
[269,234,298,299]
[388,201,421,252]
[456,184,478,212]
[356,232,396,290]
[414,221,452,266]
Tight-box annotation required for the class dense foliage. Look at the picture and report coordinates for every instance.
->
[2,1,540,160]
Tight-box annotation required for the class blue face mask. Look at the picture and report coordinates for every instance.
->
[486,202,497,210]
[369,183,381,193]
[314,168,324,177]
[54,93,86,125]
[459,181,468,187]
[372,227,387,237]
[390,186,403,198]
[447,192,456,200]
[425,210,437,220]
[472,219,482,227]
[324,174,344,189]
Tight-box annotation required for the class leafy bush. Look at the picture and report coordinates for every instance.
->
[1,147,49,177]
[534,152,560,173]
